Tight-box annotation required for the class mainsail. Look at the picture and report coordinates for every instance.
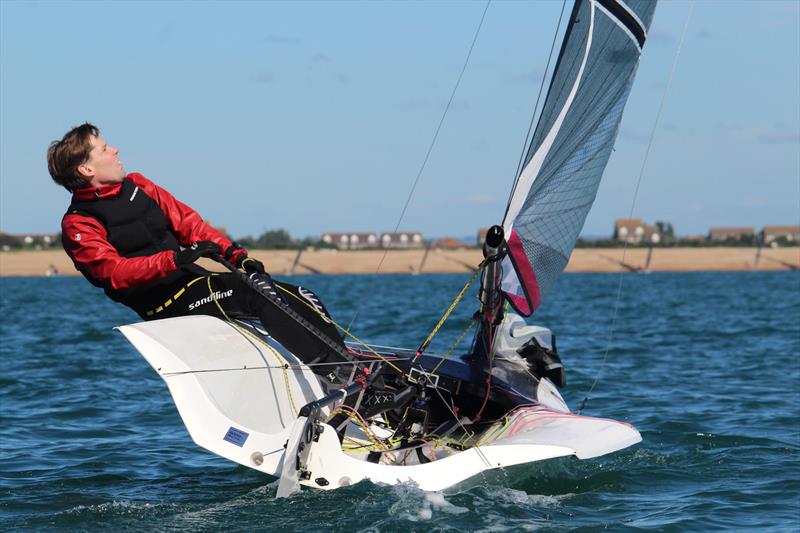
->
[501,0,657,316]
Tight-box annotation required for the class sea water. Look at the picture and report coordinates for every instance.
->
[1,272,798,531]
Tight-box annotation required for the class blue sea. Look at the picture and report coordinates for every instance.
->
[1,272,799,531]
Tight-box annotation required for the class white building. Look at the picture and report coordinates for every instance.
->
[380,231,424,249]
[320,232,379,250]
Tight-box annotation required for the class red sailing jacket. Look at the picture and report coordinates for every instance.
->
[62,172,246,291]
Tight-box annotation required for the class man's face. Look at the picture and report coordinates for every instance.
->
[79,135,126,187]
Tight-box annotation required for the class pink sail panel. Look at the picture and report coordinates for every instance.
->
[501,230,541,317]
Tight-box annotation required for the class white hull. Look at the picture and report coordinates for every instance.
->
[118,316,640,493]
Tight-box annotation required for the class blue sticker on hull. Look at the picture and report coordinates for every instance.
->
[223,426,249,447]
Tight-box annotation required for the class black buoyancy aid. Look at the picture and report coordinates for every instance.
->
[65,178,187,302]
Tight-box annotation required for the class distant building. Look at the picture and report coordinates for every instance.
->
[380,231,424,249]
[613,219,660,244]
[760,225,800,245]
[2,232,60,250]
[320,232,378,250]
[707,227,755,242]
[433,238,465,249]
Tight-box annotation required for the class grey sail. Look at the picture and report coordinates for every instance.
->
[501,0,657,316]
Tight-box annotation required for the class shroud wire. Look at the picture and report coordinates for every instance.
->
[578,1,694,414]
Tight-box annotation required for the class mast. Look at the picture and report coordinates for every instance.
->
[471,225,505,360]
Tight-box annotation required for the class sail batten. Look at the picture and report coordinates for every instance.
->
[500,0,656,316]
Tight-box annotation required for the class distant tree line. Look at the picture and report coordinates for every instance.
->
[0,225,794,252]
[237,229,337,250]
[238,229,296,250]
[0,233,22,248]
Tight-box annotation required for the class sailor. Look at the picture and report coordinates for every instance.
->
[48,123,349,374]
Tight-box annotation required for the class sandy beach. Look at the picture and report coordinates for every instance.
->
[1,247,798,277]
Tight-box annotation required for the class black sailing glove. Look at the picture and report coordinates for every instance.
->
[225,242,245,262]
[240,256,266,275]
[224,241,266,274]
[174,241,222,267]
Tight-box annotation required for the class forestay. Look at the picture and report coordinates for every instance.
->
[501,0,657,316]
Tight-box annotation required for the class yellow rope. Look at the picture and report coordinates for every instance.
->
[168,269,506,457]
[328,408,390,451]
[429,318,476,375]
[416,267,481,355]
[273,268,481,383]
[206,277,299,415]
[331,402,484,458]
[273,283,410,377]
[473,416,511,447]
[201,266,485,438]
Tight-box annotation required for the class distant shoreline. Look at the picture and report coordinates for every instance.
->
[1,247,798,277]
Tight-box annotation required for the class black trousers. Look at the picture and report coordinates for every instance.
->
[125,271,349,371]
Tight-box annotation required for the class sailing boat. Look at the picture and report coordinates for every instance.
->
[119,0,657,493]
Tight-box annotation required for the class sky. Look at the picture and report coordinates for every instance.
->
[1,0,798,241]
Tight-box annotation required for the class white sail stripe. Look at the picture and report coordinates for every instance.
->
[611,0,647,38]
[500,255,523,296]
[595,2,642,51]
[503,0,596,234]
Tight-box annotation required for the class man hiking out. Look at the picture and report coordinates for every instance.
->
[48,123,350,379]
